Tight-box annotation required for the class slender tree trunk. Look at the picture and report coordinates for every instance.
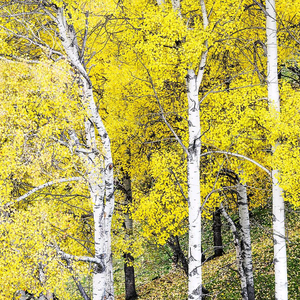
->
[187,69,202,299]
[237,179,255,300]
[167,235,189,275]
[186,0,209,296]
[123,174,137,300]
[156,0,208,298]
[265,1,288,299]
[56,8,115,299]
[220,204,248,300]
[213,207,223,258]
[124,252,137,300]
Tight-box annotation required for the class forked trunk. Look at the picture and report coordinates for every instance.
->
[56,7,115,299]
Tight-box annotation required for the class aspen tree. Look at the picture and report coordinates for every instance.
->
[266,0,288,298]
[237,176,255,300]
[0,1,117,298]
[220,203,248,300]
[153,0,208,297]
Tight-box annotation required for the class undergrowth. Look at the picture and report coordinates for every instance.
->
[114,205,300,299]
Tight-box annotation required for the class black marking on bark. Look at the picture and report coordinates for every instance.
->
[189,266,199,277]
[192,285,202,295]
[189,96,197,111]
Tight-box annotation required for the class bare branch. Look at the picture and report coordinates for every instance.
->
[169,168,188,202]
[5,177,83,207]
[0,54,40,64]
[81,11,89,64]
[201,186,236,211]
[50,244,104,272]
[135,53,189,156]
[200,151,271,176]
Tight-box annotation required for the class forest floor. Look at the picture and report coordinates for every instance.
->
[114,205,300,299]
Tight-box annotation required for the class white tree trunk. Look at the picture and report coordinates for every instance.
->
[56,7,115,300]
[266,1,288,299]
[155,1,208,298]
[237,179,255,300]
[171,0,181,17]
[156,0,165,5]
[187,69,202,299]
[220,204,248,300]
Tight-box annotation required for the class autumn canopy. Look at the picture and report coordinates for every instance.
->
[0,0,299,299]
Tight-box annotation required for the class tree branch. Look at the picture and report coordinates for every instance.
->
[5,177,82,207]
[196,0,209,91]
[135,53,189,156]
[51,244,104,273]
[200,151,271,176]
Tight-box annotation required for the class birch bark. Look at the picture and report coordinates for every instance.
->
[220,204,248,300]
[265,1,288,299]
[186,69,202,298]
[160,0,208,297]
[237,178,255,300]
[186,1,208,296]
[56,7,115,300]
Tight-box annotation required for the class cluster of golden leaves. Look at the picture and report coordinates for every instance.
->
[0,0,300,298]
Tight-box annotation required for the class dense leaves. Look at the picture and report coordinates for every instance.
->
[0,0,300,299]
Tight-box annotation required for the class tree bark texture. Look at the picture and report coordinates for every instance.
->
[123,174,138,300]
[213,207,223,258]
[220,204,248,300]
[187,69,203,299]
[124,252,137,300]
[266,1,288,299]
[237,179,255,300]
[154,1,208,298]
[56,7,115,300]
[168,235,189,275]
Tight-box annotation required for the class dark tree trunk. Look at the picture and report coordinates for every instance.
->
[167,235,189,275]
[201,246,206,263]
[122,172,138,300]
[213,207,224,257]
[124,252,137,300]
[167,235,209,297]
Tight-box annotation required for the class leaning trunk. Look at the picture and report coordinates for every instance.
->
[167,235,189,275]
[220,204,248,300]
[266,1,288,299]
[237,179,255,300]
[56,7,115,299]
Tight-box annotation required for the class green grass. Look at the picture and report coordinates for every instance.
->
[115,206,300,299]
